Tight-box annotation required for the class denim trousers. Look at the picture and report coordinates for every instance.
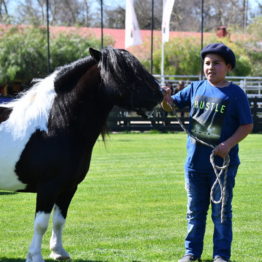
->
[184,165,238,260]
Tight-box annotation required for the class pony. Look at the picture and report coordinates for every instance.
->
[0,47,163,262]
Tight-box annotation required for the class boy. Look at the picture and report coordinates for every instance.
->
[162,43,253,262]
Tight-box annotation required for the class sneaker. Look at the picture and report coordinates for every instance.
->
[213,256,228,262]
[178,254,201,262]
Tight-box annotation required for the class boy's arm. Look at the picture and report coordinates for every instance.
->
[213,123,253,159]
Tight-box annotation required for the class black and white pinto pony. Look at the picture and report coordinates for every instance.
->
[0,47,163,262]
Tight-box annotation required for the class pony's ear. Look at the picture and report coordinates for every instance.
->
[89,48,101,62]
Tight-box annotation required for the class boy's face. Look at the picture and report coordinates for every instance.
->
[203,53,232,86]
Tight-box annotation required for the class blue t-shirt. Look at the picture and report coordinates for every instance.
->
[172,80,253,172]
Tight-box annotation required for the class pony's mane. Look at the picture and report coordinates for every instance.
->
[99,47,158,88]
[54,56,96,93]
[1,73,57,138]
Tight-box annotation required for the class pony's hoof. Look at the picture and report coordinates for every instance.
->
[26,253,45,262]
[50,250,71,261]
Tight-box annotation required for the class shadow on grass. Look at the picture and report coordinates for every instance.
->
[0,191,17,195]
[0,258,236,262]
[0,257,106,262]
[0,259,106,262]
[202,260,236,262]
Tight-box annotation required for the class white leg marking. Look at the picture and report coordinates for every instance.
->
[26,212,50,262]
[50,205,71,260]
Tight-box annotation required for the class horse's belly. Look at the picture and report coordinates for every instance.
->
[0,129,29,191]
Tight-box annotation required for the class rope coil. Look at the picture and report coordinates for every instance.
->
[168,102,230,223]
[210,152,230,223]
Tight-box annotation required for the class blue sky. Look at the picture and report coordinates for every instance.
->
[8,0,262,18]
[96,0,261,10]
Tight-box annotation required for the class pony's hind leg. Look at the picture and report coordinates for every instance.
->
[26,212,50,262]
[49,205,70,260]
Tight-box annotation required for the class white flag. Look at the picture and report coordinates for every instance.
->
[162,0,175,43]
[125,0,142,48]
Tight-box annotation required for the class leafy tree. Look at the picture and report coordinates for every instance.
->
[2,0,258,31]
[103,6,125,29]
[0,26,47,83]
[247,16,262,40]
[146,36,252,76]
[0,26,113,85]
[245,16,262,76]
[4,0,92,26]
[150,38,201,75]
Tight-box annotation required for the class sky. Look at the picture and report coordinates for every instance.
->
[97,0,261,10]
[91,0,262,18]
[8,0,262,20]
[9,0,261,12]
[249,0,261,8]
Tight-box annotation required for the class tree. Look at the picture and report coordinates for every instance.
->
[11,0,92,26]
[135,0,162,30]
[104,6,125,29]
[0,0,10,23]
[167,0,251,32]
[245,16,262,75]
[0,26,112,85]
[2,0,261,31]
[146,36,252,76]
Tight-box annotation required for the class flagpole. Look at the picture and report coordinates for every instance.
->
[160,0,175,86]
[46,0,50,74]
[150,0,154,74]
[100,0,104,49]
[200,0,204,79]
[160,40,165,86]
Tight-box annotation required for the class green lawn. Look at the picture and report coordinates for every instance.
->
[0,133,261,262]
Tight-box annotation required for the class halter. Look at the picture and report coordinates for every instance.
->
[163,99,230,223]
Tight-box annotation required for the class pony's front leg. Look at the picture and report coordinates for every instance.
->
[26,212,50,262]
[49,186,77,260]
[49,205,70,260]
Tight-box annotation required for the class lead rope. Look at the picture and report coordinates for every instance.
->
[170,105,230,223]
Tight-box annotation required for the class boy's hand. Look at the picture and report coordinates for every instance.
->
[161,87,173,112]
[213,123,253,159]
[213,142,231,159]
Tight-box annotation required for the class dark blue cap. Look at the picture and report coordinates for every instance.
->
[200,43,236,69]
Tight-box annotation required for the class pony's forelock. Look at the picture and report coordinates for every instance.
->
[99,47,156,88]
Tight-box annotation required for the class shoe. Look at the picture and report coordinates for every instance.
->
[213,256,228,262]
[178,254,201,262]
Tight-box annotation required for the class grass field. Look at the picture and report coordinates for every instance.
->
[0,133,262,262]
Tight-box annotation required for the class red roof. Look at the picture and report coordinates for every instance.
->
[50,26,215,49]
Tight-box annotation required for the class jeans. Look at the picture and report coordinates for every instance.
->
[184,165,238,260]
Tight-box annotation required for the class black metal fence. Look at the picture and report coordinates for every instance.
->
[108,97,262,133]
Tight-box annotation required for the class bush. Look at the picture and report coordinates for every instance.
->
[147,36,252,76]
[0,26,113,85]
[247,50,262,76]
[50,33,113,70]
[246,17,262,76]
[0,27,47,84]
